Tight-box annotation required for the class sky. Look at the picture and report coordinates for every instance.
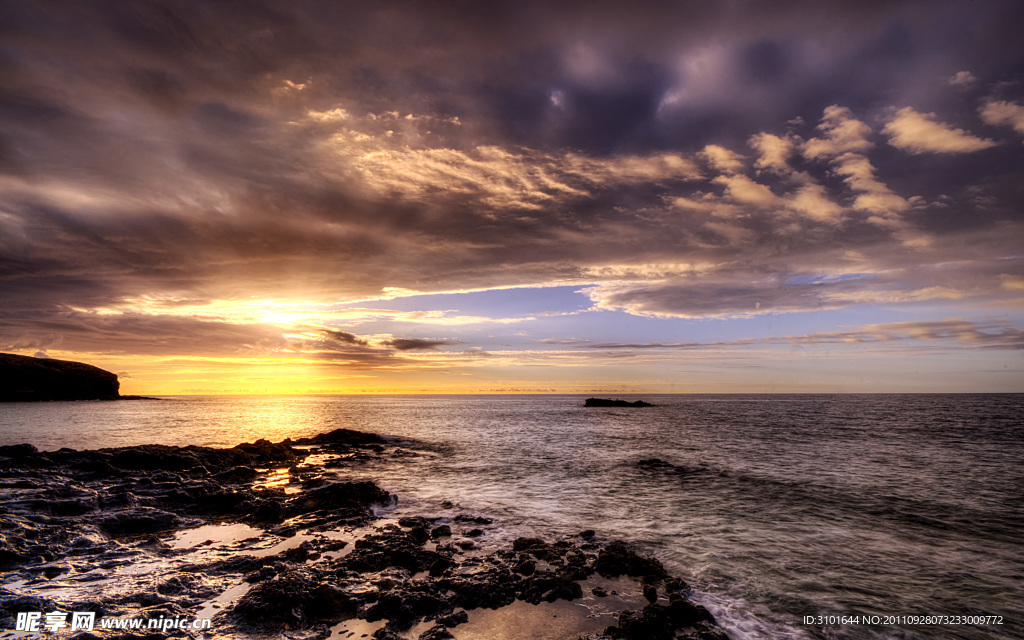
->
[1,0,1023,394]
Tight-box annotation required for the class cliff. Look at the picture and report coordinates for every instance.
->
[0,353,120,401]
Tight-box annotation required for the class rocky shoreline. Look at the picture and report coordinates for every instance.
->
[0,429,729,640]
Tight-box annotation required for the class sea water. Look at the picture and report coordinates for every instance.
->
[1,394,1022,640]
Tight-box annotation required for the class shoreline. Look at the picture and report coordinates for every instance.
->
[0,429,729,640]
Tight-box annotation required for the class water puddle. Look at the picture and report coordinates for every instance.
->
[170,523,263,549]
[194,580,252,619]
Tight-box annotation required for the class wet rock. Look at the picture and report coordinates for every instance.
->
[287,481,392,520]
[453,514,493,525]
[519,572,583,604]
[0,443,40,458]
[687,621,731,640]
[595,540,667,579]
[419,625,455,640]
[244,565,279,583]
[398,516,429,528]
[592,586,609,597]
[215,466,259,483]
[344,528,451,575]
[364,583,451,630]
[616,604,676,640]
[667,593,716,627]
[408,526,430,545]
[437,610,469,627]
[643,584,658,603]
[231,567,355,630]
[430,525,451,539]
[513,558,536,576]
[294,428,389,446]
[512,537,546,551]
[96,508,183,537]
[45,497,98,516]
[462,528,483,538]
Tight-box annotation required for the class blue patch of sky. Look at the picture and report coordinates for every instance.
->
[332,285,592,317]
[785,273,874,285]
[326,284,1021,354]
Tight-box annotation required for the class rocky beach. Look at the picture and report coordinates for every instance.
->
[0,428,729,640]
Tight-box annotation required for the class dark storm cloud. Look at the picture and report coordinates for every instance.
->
[383,339,453,351]
[0,308,290,357]
[1,0,1023,355]
[321,329,367,346]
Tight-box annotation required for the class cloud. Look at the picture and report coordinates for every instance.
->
[577,319,1024,351]
[749,133,793,173]
[712,174,778,207]
[700,145,744,174]
[0,0,1022,385]
[579,237,1024,319]
[383,338,453,351]
[773,319,1024,350]
[884,107,996,154]
[948,71,977,86]
[786,184,843,222]
[803,105,873,159]
[980,99,1024,136]
[322,329,367,345]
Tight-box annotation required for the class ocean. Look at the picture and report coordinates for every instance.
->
[1,394,1021,640]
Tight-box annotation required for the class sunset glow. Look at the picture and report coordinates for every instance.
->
[1,1,1022,393]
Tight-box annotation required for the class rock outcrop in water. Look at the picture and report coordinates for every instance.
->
[0,428,729,640]
[585,398,653,407]
[0,353,120,401]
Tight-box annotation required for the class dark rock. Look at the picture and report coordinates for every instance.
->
[409,526,430,545]
[0,353,119,401]
[453,514,493,525]
[584,398,653,407]
[215,466,259,483]
[0,443,40,458]
[519,572,583,604]
[287,481,392,520]
[419,625,455,640]
[666,593,716,627]
[512,537,545,551]
[97,508,182,537]
[643,584,658,603]
[513,559,536,576]
[463,528,484,538]
[399,516,429,528]
[293,428,389,446]
[617,604,677,640]
[592,586,609,597]
[595,541,667,579]
[691,621,731,640]
[430,525,451,539]
[437,610,469,627]
[231,567,355,630]
[344,528,451,575]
